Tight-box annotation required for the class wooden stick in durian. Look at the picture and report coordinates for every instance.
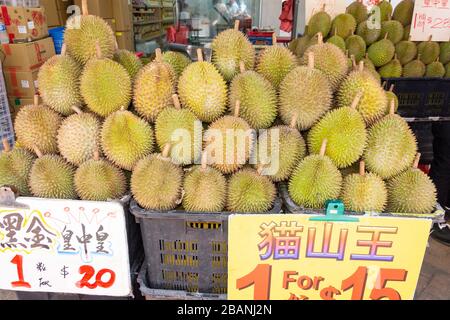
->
[359,160,365,176]
[2,138,10,153]
[172,94,181,110]
[413,153,421,169]
[319,139,328,157]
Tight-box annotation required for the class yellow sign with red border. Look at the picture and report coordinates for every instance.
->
[228,214,431,300]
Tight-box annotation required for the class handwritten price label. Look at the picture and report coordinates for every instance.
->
[410,0,450,41]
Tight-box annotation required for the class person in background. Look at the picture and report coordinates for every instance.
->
[430,122,450,246]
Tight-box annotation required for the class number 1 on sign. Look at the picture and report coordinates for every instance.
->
[10,255,31,288]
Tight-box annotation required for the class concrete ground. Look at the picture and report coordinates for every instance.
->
[0,238,448,300]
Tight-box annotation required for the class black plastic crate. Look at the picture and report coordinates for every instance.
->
[408,121,434,165]
[130,197,282,294]
[382,78,450,119]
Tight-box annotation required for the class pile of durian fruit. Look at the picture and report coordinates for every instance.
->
[290,0,450,79]
[0,1,439,216]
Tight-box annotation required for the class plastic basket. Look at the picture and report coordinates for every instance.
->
[48,27,65,55]
[130,197,282,294]
[408,121,434,165]
[382,78,450,119]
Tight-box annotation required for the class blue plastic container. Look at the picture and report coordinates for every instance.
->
[49,27,65,54]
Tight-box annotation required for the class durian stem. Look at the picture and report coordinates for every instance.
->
[358,60,364,72]
[307,52,314,69]
[71,106,82,114]
[33,95,39,106]
[61,43,67,56]
[290,114,299,129]
[234,20,240,31]
[81,0,88,16]
[389,99,395,115]
[321,3,326,11]
[197,48,204,62]
[2,138,10,153]
[256,164,264,175]
[359,161,365,176]
[428,35,432,42]
[384,32,389,40]
[120,106,125,111]
[33,146,43,158]
[234,100,241,117]
[319,139,327,157]
[413,153,421,169]
[162,144,171,158]
[389,84,395,92]
[201,151,208,170]
[239,61,246,73]
[155,48,162,62]
[317,32,323,45]
[351,55,356,69]
[351,92,363,109]
[172,94,181,109]
[93,148,100,161]
[334,27,337,37]
[382,80,387,88]
[95,41,102,59]
[114,39,119,52]
[272,33,277,46]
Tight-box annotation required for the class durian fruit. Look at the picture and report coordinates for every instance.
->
[131,144,183,210]
[290,35,311,58]
[446,63,450,78]
[376,0,393,22]
[341,161,387,212]
[380,20,404,44]
[337,62,387,125]
[254,115,307,182]
[155,94,201,165]
[229,62,277,129]
[182,151,226,212]
[308,93,367,169]
[387,153,437,214]
[178,49,227,122]
[302,33,349,90]
[113,49,143,81]
[403,55,426,77]
[14,96,62,154]
[395,38,417,65]
[331,13,357,39]
[256,34,298,89]
[29,148,76,199]
[37,44,82,116]
[367,34,395,67]
[356,20,381,45]
[403,24,411,40]
[425,59,446,78]
[74,150,126,201]
[80,43,132,117]
[327,28,346,51]
[57,107,101,166]
[363,101,417,179]
[440,41,450,65]
[0,139,35,196]
[227,167,276,213]
[345,33,366,62]
[378,54,402,77]
[288,37,300,53]
[288,140,342,209]
[211,20,255,81]
[361,53,376,71]
[340,161,360,178]
[307,6,331,38]
[133,48,176,122]
[64,7,115,64]
[392,0,414,26]
[101,109,154,170]
[204,101,253,174]
[281,52,332,130]
[417,38,441,65]
[346,0,368,24]
[384,84,399,115]
[161,51,191,78]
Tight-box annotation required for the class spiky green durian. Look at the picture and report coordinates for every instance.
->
[211,27,255,81]
[403,24,411,40]
[341,161,387,212]
[395,40,417,65]
[363,111,417,179]
[361,53,376,70]
[256,45,297,89]
[367,37,395,67]
[403,55,426,77]
[426,60,446,78]
[37,52,82,116]
[0,145,35,196]
[307,10,331,37]
[113,49,143,81]
[288,142,342,209]
[65,15,115,64]
[387,161,437,214]
[80,57,132,117]
[417,40,440,65]
[161,51,191,78]
[57,111,101,166]
[14,103,62,154]
[376,0,393,22]
[227,168,276,213]
[29,154,76,199]
[291,35,311,58]
[74,157,126,201]
[331,13,357,39]
[384,87,399,114]
[356,20,381,45]
[131,152,183,210]
[229,70,277,129]
[346,1,368,24]
[346,34,366,62]
[440,42,450,65]
[327,31,346,51]
[254,124,306,182]
[378,55,403,77]
[101,110,154,170]
[133,52,176,122]
[392,0,414,26]
[380,20,404,44]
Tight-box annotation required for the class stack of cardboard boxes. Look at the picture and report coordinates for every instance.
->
[40,0,73,28]
[0,4,55,118]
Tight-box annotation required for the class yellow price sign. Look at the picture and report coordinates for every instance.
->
[228,214,431,300]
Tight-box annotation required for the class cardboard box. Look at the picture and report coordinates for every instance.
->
[4,69,39,98]
[0,37,55,72]
[0,6,49,42]
[115,30,133,51]
[104,18,116,32]
[74,0,113,18]
[40,0,73,27]
[112,0,132,31]
[8,96,33,118]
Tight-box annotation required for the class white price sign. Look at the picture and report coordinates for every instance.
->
[410,0,450,42]
[0,197,131,296]
[305,0,348,23]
